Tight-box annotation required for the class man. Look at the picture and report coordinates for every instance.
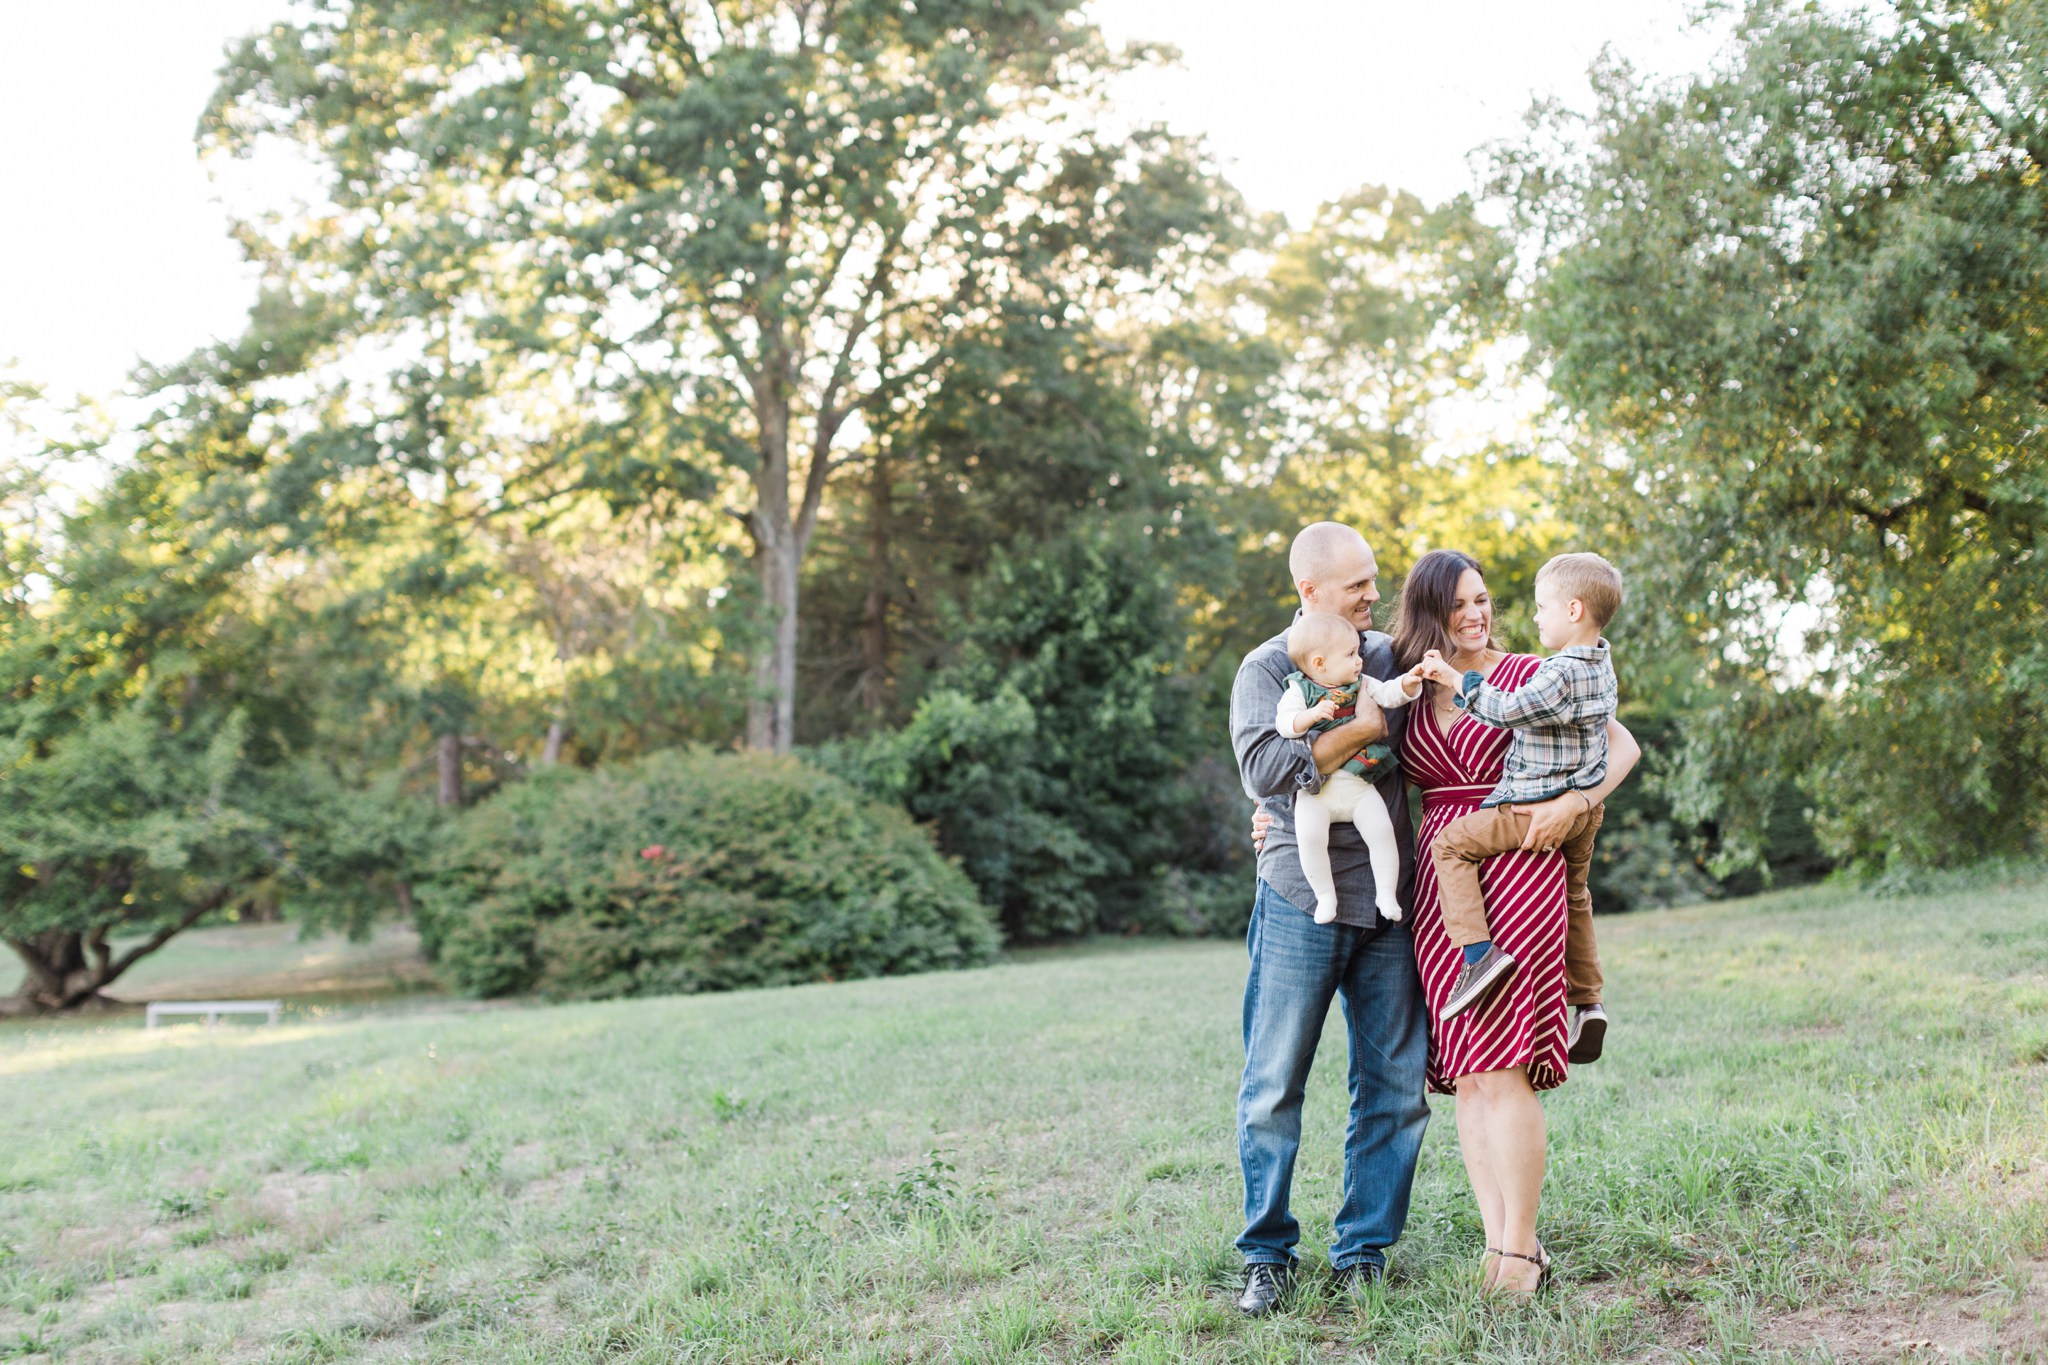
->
[1226,521,1430,1315]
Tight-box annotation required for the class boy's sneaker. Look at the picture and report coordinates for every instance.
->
[1439,945,1516,1021]
[1567,1003,1608,1064]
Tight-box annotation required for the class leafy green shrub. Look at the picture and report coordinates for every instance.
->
[1134,866,1255,938]
[813,686,1111,941]
[417,749,999,999]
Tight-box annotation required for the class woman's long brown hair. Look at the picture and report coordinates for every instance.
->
[1391,549,1496,673]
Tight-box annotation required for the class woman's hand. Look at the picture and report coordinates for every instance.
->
[1519,791,1591,853]
[1251,807,1275,851]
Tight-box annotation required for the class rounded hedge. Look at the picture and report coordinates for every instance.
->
[417,749,1000,1000]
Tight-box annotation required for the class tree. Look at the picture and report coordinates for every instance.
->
[206,0,1233,752]
[792,258,1265,739]
[1501,0,2048,867]
[0,410,427,1012]
[817,517,1215,938]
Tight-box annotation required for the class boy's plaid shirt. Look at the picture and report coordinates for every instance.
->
[1454,639,1617,808]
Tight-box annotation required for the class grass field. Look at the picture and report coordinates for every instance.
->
[3,872,2046,1363]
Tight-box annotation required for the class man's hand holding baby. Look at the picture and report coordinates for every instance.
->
[1310,698,1384,775]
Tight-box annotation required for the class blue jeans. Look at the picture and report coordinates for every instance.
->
[1236,880,1430,1271]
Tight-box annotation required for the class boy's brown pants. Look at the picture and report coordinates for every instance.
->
[1431,800,1605,1007]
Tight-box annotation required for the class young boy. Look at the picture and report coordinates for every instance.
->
[1276,612,1425,924]
[1413,553,1622,1060]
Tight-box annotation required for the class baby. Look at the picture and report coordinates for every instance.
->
[1275,612,1425,924]
[1413,552,1623,1049]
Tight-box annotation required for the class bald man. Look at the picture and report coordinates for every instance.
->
[1225,522,1430,1314]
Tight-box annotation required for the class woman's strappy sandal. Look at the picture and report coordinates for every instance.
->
[1478,1247,1503,1290]
[1485,1246,1552,1298]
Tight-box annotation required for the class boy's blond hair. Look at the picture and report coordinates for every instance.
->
[1538,552,1625,629]
[1286,612,1357,672]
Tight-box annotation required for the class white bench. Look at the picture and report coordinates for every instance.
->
[145,1000,283,1029]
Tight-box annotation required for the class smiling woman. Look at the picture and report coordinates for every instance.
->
[1391,546,1643,1297]
[1391,550,1497,675]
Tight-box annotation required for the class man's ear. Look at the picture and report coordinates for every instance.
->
[1297,578,1318,605]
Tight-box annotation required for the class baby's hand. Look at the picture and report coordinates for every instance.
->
[1307,698,1339,723]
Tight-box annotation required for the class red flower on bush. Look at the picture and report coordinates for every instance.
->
[639,845,667,861]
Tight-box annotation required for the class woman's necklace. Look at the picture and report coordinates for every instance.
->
[1430,687,1463,728]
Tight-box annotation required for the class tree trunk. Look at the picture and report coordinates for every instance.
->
[5,891,228,1013]
[541,717,568,765]
[858,449,892,719]
[746,520,801,754]
[437,732,464,807]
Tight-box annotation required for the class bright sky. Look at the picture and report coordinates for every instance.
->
[0,2,1729,406]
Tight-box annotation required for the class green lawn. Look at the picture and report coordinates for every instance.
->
[101,921,442,1019]
[3,873,2046,1363]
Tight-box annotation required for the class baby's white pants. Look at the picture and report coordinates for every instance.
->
[1294,770,1403,925]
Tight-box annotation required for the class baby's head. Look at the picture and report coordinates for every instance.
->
[1533,552,1624,648]
[1287,612,1363,688]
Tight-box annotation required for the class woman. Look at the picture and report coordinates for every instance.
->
[1392,549,1640,1296]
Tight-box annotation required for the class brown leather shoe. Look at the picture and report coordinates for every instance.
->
[1439,945,1516,1021]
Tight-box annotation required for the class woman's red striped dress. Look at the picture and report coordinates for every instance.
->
[1401,653,1571,1094]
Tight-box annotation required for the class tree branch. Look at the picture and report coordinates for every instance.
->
[102,889,234,985]
[811,151,947,434]
[653,1,706,78]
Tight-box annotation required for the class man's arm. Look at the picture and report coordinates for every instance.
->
[1312,700,1386,774]
[1232,655,1324,800]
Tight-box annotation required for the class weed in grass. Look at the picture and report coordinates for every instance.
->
[708,1088,758,1122]
[0,1314,53,1361]
[154,1190,205,1221]
[887,1147,959,1218]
